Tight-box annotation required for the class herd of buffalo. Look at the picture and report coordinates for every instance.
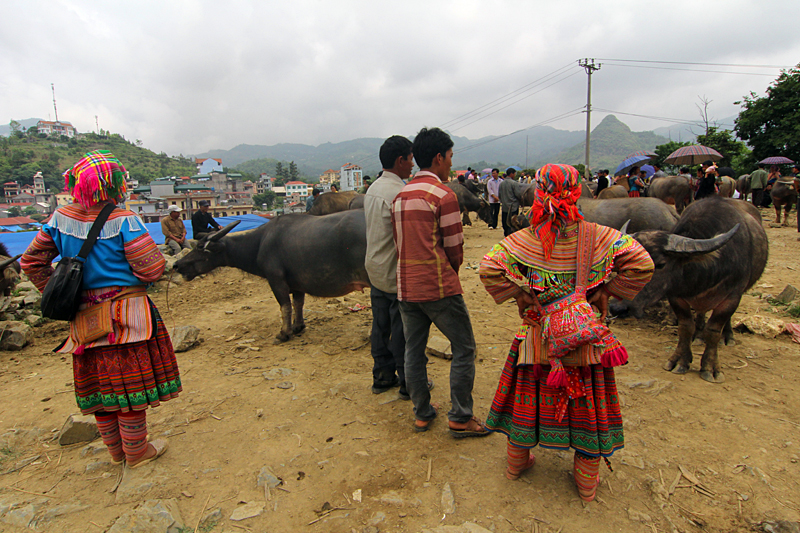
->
[0,172,775,386]
[171,173,776,385]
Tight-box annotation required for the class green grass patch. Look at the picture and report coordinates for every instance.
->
[787,303,800,318]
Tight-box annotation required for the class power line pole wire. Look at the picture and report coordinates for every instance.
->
[578,58,601,180]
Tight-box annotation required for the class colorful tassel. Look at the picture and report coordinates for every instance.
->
[546,359,567,387]
[601,347,628,368]
[74,344,85,355]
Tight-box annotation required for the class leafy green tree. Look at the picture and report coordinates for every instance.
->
[653,141,691,173]
[695,127,750,172]
[7,207,21,217]
[253,191,277,209]
[735,64,800,163]
[289,161,298,180]
[275,162,283,180]
[23,206,37,216]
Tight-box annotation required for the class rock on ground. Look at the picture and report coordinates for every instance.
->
[171,325,201,352]
[734,315,785,338]
[107,499,184,533]
[0,321,34,350]
[427,335,452,360]
[58,414,100,446]
[441,482,456,514]
[230,502,264,521]
[421,523,493,533]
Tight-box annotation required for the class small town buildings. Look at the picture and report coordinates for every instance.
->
[285,181,310,201]
[36,120,76,138]
[339,163,363,192]
[319,169,338,185]
[195,158,223,174]
[257,174,275,193]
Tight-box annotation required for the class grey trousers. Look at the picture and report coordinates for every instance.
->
[167,239,190,255]
[370,285,405,385]
[399,295,477,423]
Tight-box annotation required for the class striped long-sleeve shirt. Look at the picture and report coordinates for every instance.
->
[391,171,464,302]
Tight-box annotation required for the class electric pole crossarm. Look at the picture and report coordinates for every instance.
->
[578,59,601,180]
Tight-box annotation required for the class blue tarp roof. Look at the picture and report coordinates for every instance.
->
[0,213,269,258]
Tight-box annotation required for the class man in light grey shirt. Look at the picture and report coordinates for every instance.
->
[365,136,415,398]
[498,168,528,236]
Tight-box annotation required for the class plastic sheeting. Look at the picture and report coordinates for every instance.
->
[0,213,269,258]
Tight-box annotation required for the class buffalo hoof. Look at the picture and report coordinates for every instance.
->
[663,359,689,374]
[292,324,306,335]
[275,332,291,343]
[699,370,725,384]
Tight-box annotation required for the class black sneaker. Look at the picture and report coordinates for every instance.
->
[399,379,434,401]
[371,375,400,394]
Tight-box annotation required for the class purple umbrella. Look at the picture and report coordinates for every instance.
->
[664,145,723,166]
[640,164,655,179]
[759,156,794,165]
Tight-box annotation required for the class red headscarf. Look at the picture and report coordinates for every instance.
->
[527,164,584,259]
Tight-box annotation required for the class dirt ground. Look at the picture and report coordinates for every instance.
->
[1,211,799,533]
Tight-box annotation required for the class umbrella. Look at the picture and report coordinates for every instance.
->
[664,145,723,166]
[481,168,493,174]
[625,150,657,161]
[614,155,652,176]
[507,165,522,172]
[759,156,794,165]
[640,164,655,180]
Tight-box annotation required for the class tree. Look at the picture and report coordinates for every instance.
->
[695,127,750,172]
[275,162,283,180]
[7,207,21,217]
[735,63,800,163]
[289,161,299,180]
[23,206,37,216]
[653,141,691,173]
[252,191,277,209]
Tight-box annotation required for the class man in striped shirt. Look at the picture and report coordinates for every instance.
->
[391,127,489,438]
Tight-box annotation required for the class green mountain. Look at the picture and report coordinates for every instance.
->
[0,132,196,193]
[551,115,670,171]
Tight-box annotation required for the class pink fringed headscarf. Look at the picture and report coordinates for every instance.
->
[63,150,127,208]
[527,164,584,259]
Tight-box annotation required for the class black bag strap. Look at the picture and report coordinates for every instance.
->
[76,203,116,261]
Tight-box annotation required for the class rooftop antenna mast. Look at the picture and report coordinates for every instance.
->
[578,58,601,180]
[95,115,99,134]
[51,83,59,123]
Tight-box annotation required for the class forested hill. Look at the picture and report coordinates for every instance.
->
[552,115,670,171]
[0,132,196,192]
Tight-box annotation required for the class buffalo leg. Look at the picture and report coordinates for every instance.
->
[722,318,734,346]
[269,280,293,342]
[775,205,781,223]
[291,291,306,335]
[664,298,693,374]
[698,297,740,384]
[783,203,791,226]
[692,312,706,343]
[461,209,472,226]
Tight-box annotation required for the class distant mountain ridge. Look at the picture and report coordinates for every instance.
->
[198,116,676,178]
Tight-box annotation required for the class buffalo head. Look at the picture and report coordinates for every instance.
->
[611,224,740,318]
[174,222,240,280]
[0,254,22,294]
[476,200,492,225]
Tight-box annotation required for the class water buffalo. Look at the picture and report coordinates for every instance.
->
[736,174,751,201]
[611,197,767,384]
[0,243,22,296]
[174,210,370,341]
[597,185,628,199]
[647,176,693,213]
[307,191,361,215]
[770,180,797,225]
[446,181,492,226]
[348,194,365,210]
[718,176,736,198]
[511,197,679,233]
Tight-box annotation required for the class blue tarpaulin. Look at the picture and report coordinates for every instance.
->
[0,213,269,258]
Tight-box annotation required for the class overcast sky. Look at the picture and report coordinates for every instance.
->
[2,1,798,157]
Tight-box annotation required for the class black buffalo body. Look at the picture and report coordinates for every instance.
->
[174,210,370,341]
[446,181,492,226]
[611,197,768,384]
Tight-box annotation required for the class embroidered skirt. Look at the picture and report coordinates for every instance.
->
[72,305,181,414]
[628,191,641,198]
[485,339,624,457]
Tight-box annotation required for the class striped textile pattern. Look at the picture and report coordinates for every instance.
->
[64,150,128,208]
[485,340,624,457]
[20,231,57,291]
[391,172,464,302]
[125,233,166,282]
[72,305,181,414]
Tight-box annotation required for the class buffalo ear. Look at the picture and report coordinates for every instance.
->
[209,221,241,242]
[0,254,22,271]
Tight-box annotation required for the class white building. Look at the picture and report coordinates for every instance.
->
[339,163,363,191]
[285,181,310,200]
[258,174,275,193]
[36,120,76,138]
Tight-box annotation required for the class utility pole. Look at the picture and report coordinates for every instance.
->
[51,83,59,123]
[578,59,601,180]
[95,115,99,134]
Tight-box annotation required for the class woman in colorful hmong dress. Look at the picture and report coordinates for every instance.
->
[21,150,180,469]
[478,164,654,501]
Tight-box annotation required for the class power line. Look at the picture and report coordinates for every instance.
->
[449,70,581,133]
[595,58,794,69]
[593,108,736,129]
[439,61,577,130]
[601,62,778,77]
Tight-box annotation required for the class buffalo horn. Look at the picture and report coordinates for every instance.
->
[664,223,740,255]
[619,220,631,235]
[0,254,22,271]
[209,221,241,242]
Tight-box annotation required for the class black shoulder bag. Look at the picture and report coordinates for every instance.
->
[41,203,116,321]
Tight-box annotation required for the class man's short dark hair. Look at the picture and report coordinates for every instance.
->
[379,135,412,169]
[680,167,690,173]
[412,127,454,169]
[507,168,517,176]
[702,160,713,167]
[312,188,320,196]
[758,163,766,168]
[492,168,499,174]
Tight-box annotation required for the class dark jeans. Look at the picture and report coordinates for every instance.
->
[501,207,519,237]
[752,189,764,209]
[399,295,476,423]
[370,286,405,385]
[489,203,500,229]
